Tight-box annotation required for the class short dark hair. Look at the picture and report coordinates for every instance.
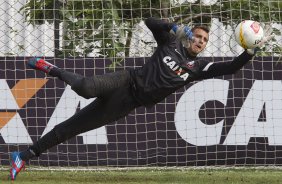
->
[191,25,210,34]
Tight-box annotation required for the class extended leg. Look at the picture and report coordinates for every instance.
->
[27,57,131,99]
[20,86,140,160]
[50,67,131,99]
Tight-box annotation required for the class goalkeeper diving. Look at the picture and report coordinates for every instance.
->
[9,17,274,180]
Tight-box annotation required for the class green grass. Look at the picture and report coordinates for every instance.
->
[1,168,282,184]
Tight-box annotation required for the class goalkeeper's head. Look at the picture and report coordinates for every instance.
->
[186,25,210,57]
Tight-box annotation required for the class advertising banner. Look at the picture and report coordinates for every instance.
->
[0,56,281,166]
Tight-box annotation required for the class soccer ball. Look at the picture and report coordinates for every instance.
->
[235,20,264,49]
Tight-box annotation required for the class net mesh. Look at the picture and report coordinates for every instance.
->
[0,0,281,167]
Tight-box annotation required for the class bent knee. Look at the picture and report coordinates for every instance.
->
[71,78,95,99]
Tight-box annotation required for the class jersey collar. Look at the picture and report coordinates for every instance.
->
[179,42,197,60]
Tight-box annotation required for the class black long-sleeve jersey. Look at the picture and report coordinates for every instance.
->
[129,17,253,106]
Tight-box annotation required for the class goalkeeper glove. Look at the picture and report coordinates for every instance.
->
[246,24,275,55]
[170,24,193,41]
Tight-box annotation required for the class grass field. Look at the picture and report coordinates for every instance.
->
[1,167,282,184]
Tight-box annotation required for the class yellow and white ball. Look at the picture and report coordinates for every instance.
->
[235,20,264,49]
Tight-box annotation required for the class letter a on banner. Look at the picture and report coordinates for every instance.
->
[224,80,282,145]
[0,79,39,144]
[42,85,108,144]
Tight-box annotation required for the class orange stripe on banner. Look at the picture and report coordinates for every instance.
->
[0,112,16,129]
[11,79,48,108]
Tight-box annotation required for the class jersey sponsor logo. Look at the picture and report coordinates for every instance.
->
[163,56,189,81]
[186,61,194,68]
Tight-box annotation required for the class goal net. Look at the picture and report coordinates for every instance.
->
[0,0,281,167]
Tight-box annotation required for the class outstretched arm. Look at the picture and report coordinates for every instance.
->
[145,17,193,46]
[145,17,175,45]
[199,23,275,79]
[198,50,253,79]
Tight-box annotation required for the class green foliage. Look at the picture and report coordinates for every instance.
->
[20,0,281,67]
[20,0,63,25]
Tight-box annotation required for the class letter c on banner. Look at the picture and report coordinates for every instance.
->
[174,79,229,146]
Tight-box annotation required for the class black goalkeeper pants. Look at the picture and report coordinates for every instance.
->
[30,68,141,157]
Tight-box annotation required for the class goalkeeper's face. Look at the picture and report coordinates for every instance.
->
[187,28,209,56]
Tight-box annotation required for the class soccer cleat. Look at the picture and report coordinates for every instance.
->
[9,152,26,181]
[27,57,56,74]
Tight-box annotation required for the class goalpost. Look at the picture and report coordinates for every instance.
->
[0,0,281,168]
